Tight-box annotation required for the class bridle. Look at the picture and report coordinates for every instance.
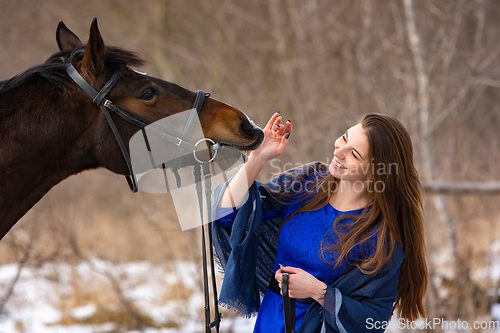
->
[66,64,218,192]
[66,64,222,332]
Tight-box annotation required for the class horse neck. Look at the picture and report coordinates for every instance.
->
[0,77,100,239]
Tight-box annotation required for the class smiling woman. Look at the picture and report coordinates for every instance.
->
[212,113,427,333]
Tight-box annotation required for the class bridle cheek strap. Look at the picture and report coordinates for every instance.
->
[66,64,139,191]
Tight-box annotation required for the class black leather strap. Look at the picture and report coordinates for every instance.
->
[66,64,138,191]
[204,162,222,332]
[93,67,124,105]
[172,91,206,183]
[268,272,315,333]
[66,64,99,100]
[100,104,138,191]
[282,273,296,333]
[103,101,197,151]
[195,163,221,333]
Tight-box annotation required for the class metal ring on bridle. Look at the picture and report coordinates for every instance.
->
[193,138,217,163]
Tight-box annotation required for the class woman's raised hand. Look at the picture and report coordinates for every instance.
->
[218,113,291,208]
[250,113,292,163]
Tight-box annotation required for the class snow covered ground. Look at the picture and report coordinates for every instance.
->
[0,260,256,333]
[1,245,500,333]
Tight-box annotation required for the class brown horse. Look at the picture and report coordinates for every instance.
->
[0,19,264,240]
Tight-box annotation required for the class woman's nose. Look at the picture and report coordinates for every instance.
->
[334,146,345,159]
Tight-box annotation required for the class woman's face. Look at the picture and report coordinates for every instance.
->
[329,123,372,183]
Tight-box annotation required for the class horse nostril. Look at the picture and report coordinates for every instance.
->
[239,119,257,137]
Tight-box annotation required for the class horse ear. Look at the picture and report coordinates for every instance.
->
[56,21,83,51]
[80,18,105,76]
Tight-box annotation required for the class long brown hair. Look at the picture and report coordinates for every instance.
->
[267,113,427,321]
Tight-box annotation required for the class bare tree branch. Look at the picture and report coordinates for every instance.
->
[403,1,460,319]
[0,237,32,315]
[423,181,500,194]
[0,220,40,315]
[471,76,500,89]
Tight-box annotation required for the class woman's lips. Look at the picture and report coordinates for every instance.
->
[332,159,347,170]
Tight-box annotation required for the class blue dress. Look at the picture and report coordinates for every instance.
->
[216,201,375,333]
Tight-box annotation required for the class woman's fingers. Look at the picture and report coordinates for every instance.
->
[271,115,283,135]
[264,112,281,132]
[263,113,291,138]
[284,120,292,138]
[280,120,292,141]
[275,269,282,281]
[281,266,301,274]
[275,266,298,281]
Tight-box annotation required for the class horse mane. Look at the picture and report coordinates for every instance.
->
[0,46,146,93]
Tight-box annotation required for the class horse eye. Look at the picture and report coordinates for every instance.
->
[140,88,157,101]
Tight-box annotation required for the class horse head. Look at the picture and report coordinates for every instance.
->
[56,18,264,178]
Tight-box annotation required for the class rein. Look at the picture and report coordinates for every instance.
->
[66,64,222,332]
[195,162,222,332]
[282,273,296,333]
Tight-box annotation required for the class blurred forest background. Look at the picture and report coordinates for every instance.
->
[1,0,500,332]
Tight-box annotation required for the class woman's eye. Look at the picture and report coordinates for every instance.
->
[352,152,359,160]
[140,88,157,101]
[342,134,347,142]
